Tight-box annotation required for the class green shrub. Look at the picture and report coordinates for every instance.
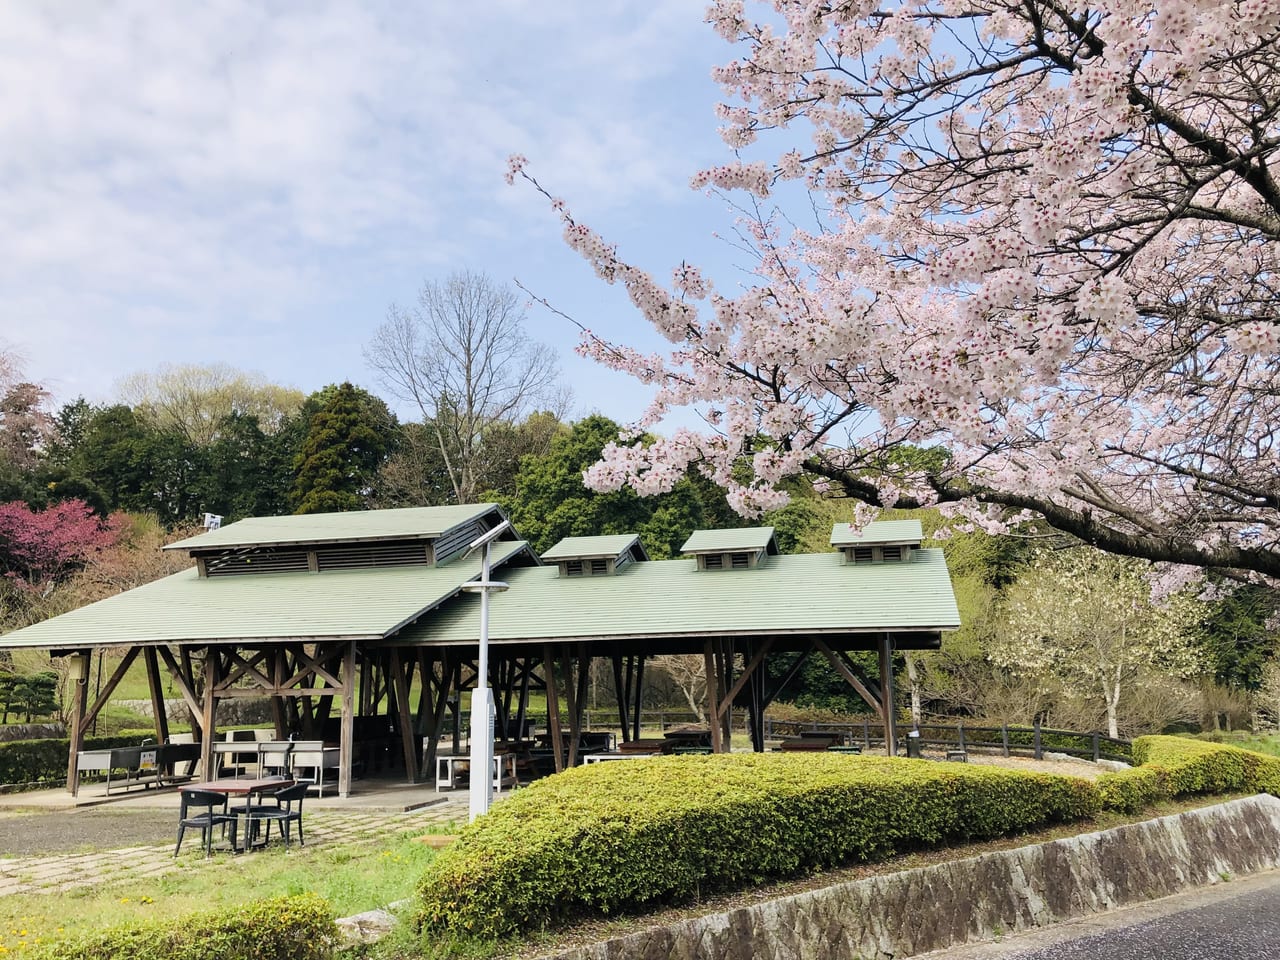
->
[25,893,336,960]
[0,735,149,788]
[1097,735,1280,811]
[417,753,1098,940]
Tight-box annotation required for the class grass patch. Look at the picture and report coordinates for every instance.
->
[1193,731,1280,757]
[0,825,449,954]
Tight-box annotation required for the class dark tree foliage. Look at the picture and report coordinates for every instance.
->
[503,415,750,559]
[202,412,293,518]
[290,383,398,515]
[1199,585,1280,692]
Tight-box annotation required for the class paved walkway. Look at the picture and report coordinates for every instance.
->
[0,794,471,897]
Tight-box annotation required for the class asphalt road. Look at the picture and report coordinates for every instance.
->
[0,808,175,856]
[927,870,1280,960]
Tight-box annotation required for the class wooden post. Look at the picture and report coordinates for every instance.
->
[563,650,583,768]
[543,646,564,773]
[611,653,628,739]
[340,641,356,797]
[632,656,645,742]
[703,639,722,753]
[423,652,453,788]
[65,651,89,796]
[877,633,897,757]
[389,648,420,783]
[515,657,531,744]
[143,647,169,745]
[270,648,287,738]
[199,650,217,782]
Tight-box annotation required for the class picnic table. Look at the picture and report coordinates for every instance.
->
[184,778,298,853]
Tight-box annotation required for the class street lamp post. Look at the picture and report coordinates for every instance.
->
[461,521,510,821]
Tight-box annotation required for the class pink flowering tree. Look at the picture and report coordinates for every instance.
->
[0,499,127,598]
[512,0,1280,581]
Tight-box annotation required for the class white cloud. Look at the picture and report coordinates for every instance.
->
[0,0,733,427]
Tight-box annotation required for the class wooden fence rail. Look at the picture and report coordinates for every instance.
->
[761,717,1133,763]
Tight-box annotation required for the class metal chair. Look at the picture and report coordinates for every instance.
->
[245,782,309,849]
[175,789,238,858]
[257,741,294,779]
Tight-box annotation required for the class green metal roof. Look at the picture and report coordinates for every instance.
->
[164,504,503,552]
[405,548,960,645]
[830,519,924,548]
[0,540,531,650]
[541,535,646,562]
[680,526,778,555]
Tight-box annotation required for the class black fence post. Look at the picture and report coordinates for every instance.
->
[1092,732,1100,762]
[1001,724,1010,757]
[862,718,871,751]
[1033,716,1043,760]
[958,723,966,752]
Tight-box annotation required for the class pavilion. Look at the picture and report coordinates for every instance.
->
[0,504,960,796]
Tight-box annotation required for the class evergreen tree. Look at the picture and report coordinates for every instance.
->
[290,383,397,514]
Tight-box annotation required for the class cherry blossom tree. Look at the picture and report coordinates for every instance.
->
[513,0,1280,582]
[0,499,127,597]
[991,548,1203,737]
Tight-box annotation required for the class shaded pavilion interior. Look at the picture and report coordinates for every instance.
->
[0,505,961,797]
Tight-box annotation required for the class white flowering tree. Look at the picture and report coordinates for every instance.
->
[991,549,1203,737]
[512,0,1280,583]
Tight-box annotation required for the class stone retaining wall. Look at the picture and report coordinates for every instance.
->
[544,796,1280,960]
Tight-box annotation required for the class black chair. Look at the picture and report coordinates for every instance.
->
[175,789,238,858]
[245,782,309,849]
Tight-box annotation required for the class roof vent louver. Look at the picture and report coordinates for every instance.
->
[542,534,648,578]
[315,541,430,571]
[682,527,778,571]
[434,519,491,565]
[204,548,309,577]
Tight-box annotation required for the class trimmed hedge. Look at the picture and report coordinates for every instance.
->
[1097,735,1280,812]
[25,894,337,960]
[417,753,1099,940]
[0,734,153,788]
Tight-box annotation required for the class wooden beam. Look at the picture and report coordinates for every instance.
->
[200,651,217,781]
[761,649,811,713]
[562,649,582,768]
[179,647,199,734]
[65,652,89,796]
[423,652,452,785]
[878,633,898,757]
[717,639,732,750]
[543,647,563,773]
[813,638,882,714]
[81,647,141,733]
[515,656,531,743]
[703,639,722,753]
[390,648,420,783]
[573,647,590,758]
[632,656,645,742]
[157,646,203,731]
[143,647,169,744]
[340,641,356,798]
[718,639,773,718]
[610,654,628,738]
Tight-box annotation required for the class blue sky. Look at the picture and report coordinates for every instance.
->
[1,1,752,428]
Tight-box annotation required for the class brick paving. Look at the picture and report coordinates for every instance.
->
[0,796,470,896]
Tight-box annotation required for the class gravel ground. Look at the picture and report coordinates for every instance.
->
[0,809,176,857]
